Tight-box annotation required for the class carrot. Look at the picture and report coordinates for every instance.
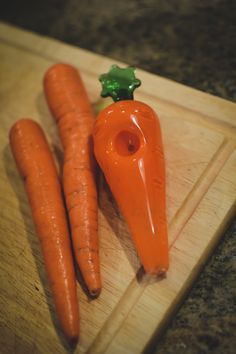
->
[43,63,101,296]
[93,65,169,275]
[9,119,79,343]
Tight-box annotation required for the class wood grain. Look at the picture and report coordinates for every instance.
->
[0,22,235,354]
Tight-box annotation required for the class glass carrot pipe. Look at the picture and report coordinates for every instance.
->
[93,65,168,275]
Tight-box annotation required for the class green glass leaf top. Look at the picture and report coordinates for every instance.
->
[99,64,141,102]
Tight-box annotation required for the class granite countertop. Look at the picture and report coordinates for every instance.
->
[1,1,236,353]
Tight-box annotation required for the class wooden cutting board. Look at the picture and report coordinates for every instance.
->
[0,22,236,354]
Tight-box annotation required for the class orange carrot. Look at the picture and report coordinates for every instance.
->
[43,64,101,296]
[93,65,169,275]
[9,119,79,343]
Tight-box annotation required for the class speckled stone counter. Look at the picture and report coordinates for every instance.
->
[1,1,236,353]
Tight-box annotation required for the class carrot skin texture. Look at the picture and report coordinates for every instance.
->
[9,119,79,342]
[44,64,101,296]
[93,100,169,275]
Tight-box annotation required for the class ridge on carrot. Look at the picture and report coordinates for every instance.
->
[44,63,101,297]
[9,119,79,342]
[94,65,169,276]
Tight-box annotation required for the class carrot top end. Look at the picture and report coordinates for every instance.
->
[99,64,141,102]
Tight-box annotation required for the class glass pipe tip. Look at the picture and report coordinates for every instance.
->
[99,64,141,102]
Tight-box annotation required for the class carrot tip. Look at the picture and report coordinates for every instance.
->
[89,287,101,298]
[68,334,79,347]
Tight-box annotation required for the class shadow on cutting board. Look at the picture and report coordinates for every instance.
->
[36,92,64,176]
[3,144,76,353]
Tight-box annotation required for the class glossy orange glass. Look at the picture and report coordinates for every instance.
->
[93,100,169,275]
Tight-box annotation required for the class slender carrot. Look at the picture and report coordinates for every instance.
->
[43,63,101,296]
[9,119,79,343]
[93,65,169,275]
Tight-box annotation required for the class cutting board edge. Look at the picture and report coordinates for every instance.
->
[86,144,236,354]
[99,149,236,354]
[142,201,236,354]
[0,21,235,128]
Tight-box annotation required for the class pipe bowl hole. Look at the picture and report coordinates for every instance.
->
[115,130,140,156]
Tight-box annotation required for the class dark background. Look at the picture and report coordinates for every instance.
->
[1,1,236,353]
